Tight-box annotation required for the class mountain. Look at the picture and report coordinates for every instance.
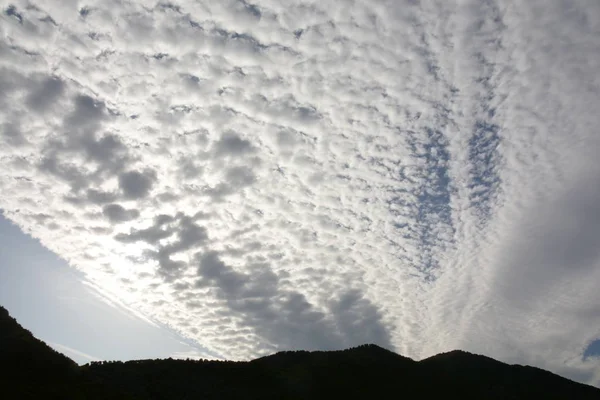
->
[0,305,86,398]
[1,305,598,399]
[419,349,598,399]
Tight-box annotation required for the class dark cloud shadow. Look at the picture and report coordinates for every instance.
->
[194,251,393,354]
[115,214,208,280]
[115,211,393,353]
[213,131,255,158]
[118,169,157,199]
[39,93,133,198]
[26,76,65,113]
[102,204,140,223]
[1,122,26,146]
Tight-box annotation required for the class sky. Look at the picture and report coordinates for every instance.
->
[0,0,599,387]
[0,214,213,363]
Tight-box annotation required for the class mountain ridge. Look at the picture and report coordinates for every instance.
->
[1,305,598,399]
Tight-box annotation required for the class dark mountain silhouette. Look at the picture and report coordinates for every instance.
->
[0,305,85,398]
[1,305,598,399]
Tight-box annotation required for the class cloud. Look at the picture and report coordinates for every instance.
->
[102,204,140,223]
[114,213,210,280]
[26,76,65,113]
[47,341,102,363]
[1,0,599,386]
[86,189,119,205]
[213,131,255,158]
[194,251,392,355]
[114,216,175,245]
[119,170,157,199]
[1,122,25,146]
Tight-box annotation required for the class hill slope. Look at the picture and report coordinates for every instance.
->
[0,306,87,398]
[1,305,598,399]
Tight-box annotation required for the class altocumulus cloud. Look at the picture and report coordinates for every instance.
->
[1,0,600,386]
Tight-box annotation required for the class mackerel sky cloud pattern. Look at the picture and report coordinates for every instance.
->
[1,0,600,385]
